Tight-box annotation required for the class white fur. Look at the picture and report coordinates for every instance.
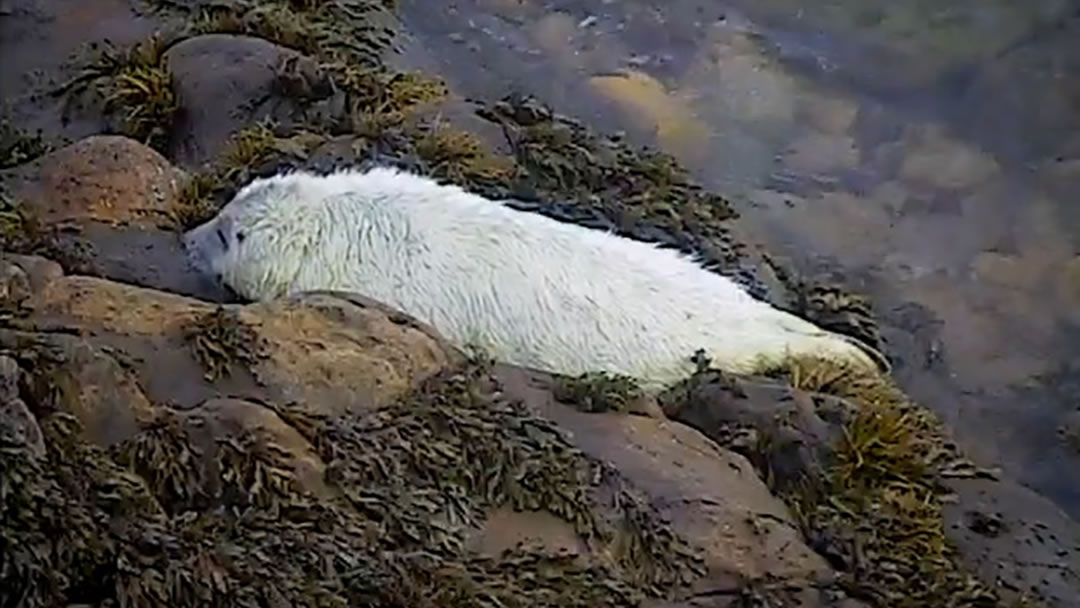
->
[184,167,885,391]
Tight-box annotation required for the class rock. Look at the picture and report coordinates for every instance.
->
[943,477,1080,608]
[21,275,457,415]
[0,330,157,447]
[164,34,328,168]
[957,17,1080,162]
[1,253,63,293]
[45,221,237,302]
[0,354,45,457]
[782,131,860,174]
[588,69,710,160]
[238,291,459,416]
[656,369,856,495]
[800,91,859,135]
[898,124,999,190]
[1060,257,1080,318]
[680,27,797,128]
[2,135,186,228]
[0,255,32,313]
[970,251,1044,292]
[494,364,844,605]
[1060,411,1080,453]
[469,505,588,557]
[3,134,236,299]
[0,0,163,143]
[176,397,332,500]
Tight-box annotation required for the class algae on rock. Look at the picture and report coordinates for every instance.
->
[58,35,180,152]
[1,353,706,607]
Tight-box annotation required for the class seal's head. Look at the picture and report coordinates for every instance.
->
[182,172,325,301]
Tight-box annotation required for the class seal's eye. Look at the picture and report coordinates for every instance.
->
[216,228,229,250]
[236,231,246,243]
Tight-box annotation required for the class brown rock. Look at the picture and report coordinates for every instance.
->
[658,369,856,494]
[177,397,332,500]
[898,124,999,190]
[782,132,860,174]
[494,364,841,604]
[0,354,45,457]
[0,256,32,313]
[1,253,64,293]
[0,330,157,447]
[3,135,186,228]
[469,505,588,557]
[4,137,236,300]
[240,291,459,416]
[21,275,457,415]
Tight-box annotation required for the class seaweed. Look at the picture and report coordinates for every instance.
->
[110,411,207,514]
[2,352,705,607]
[184,0,397,68]
[466,94,754,281]
[0,121,50,170]
[413,119,516,188]
[183,306,267,381]
[552,371,644,414]
[0,190,94,271]
[754,356,1021,608]
[58,34,180,151]
[171,122,329,229]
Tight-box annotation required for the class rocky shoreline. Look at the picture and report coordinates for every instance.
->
[2,1,1079,606]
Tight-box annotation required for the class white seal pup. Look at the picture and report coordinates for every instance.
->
[183,167,887,391]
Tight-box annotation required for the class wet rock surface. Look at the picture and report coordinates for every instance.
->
[164,33,324,168]
[658,368,1080,607]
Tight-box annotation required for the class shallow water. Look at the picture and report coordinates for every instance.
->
[393,0,1080,518]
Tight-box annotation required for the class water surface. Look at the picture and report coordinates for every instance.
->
[394,0,1080,517]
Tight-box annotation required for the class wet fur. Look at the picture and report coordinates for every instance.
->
[184,167,887,391]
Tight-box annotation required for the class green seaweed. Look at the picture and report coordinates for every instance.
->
[552,371,644,414]
[183,0,397,68]
[753,356,1029,608]
[60,34,179,151]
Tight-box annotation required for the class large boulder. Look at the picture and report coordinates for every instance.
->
[2,134,185,228]
[2,135,232,301]
[164,34,333,168]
